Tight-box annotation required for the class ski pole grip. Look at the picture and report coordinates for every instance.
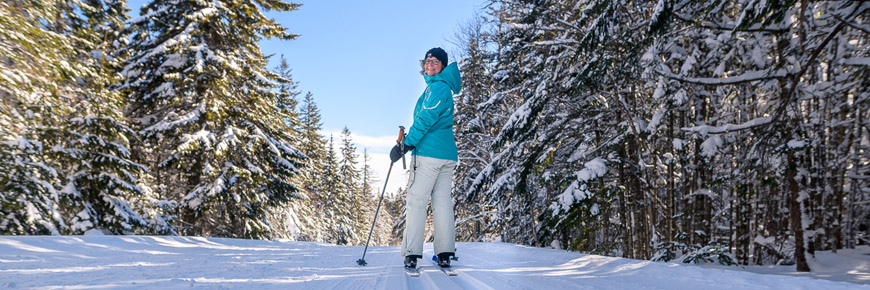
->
[398,126,406,169]
[397,126,405,144]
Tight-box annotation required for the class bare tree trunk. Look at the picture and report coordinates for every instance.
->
[847,105,863,249]
[618,150,633,258]
[529,196,540,247]
[737,184,751,265]
[667,114,675,244]
[788,151,811,272]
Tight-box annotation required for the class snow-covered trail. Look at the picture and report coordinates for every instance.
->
[0,236,867,289]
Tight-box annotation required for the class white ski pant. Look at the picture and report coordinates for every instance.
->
[401,155,456,257]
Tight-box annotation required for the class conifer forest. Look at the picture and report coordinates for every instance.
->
[1,0,868,272]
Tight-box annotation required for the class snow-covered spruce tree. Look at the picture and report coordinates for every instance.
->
[0,0,79,235]
[387,186,408,245]
[462,0,660,256]
[58,0,175,235]
[338,128,360,204]
[319,136,358,245]
[461,1,548,246]
[294,92,327,241]
[298,92,326,170]
[0,0,169,235]
[274,54,302,139]
[121,0,305,239]
[359,149,395,245]
[338,127,367,243]
[265,54,307,240]
[360,148,375,201]
[452,13,502,242]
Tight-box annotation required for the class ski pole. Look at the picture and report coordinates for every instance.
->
[399,126,406,169]
[357,126,406,266]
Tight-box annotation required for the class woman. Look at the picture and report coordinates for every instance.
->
[390,47,461,269]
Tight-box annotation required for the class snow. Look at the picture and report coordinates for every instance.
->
[752,235,773,243]
[690,189,717,199]
[84,229,105,236]
[641,46,657,62]
[672,89,687,105]
[554,158,607,210]
[673,138,686,151]
[652,78,665,100]
[842,57,870,66]
[578,157,607,181]
[179,129,215,152]
[189,7,218,21]
[657,68,787,85]
[647,106,666,133]
[700,135,723,158]
[681,53,696,75]
[0,236,867,289]
[184,175,228,209]
[683,116,773,136]
[141,102,206,136]
[788,139,807,148]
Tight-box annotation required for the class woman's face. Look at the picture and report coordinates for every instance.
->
[423,56,444,76]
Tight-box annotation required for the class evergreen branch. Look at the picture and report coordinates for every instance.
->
[655,68,787,85]
[681,116,774,135]
[672,13,790,33]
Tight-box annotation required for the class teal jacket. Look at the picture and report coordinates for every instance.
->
[404,62,461,161]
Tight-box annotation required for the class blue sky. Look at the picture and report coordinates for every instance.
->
[126,0,488,194]
[258,1,486,139]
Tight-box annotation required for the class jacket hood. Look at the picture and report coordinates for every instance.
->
[424,62,461,94]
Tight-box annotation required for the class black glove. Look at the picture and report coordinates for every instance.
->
[390,143,414,163]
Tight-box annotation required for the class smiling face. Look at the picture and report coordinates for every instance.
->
[423,56,444,76]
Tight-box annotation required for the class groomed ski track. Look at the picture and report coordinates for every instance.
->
[0,236,866,289]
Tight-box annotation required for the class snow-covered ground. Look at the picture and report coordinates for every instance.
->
[0,235,867,289]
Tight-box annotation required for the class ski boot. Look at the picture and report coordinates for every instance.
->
[404,255,421,268]
[434,252,454,268]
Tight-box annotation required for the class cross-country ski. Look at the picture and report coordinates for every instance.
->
[430,255,458,276]
[404,266,421,277]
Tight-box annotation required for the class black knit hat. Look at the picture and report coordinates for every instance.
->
[425,47,448,66]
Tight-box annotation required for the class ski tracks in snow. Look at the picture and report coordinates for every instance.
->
[1,236,868,289]
[424,267,494,290]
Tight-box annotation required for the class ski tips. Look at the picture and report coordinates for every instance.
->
[356,259,367,266]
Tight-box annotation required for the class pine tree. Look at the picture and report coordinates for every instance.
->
[274,54,301,140]
[338,127,361,197]
[57,0,175,235]
[0,0,78,235]
[338,127,366,242]
[452,12,501,242]
[1,0,170,235]
[265,54,306,240]
[298,92,327,170]
[361,149,375,198]
[120,0,305,239]
[359,149,394,245]
[320,136,357,244]
[295,92,328,241]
